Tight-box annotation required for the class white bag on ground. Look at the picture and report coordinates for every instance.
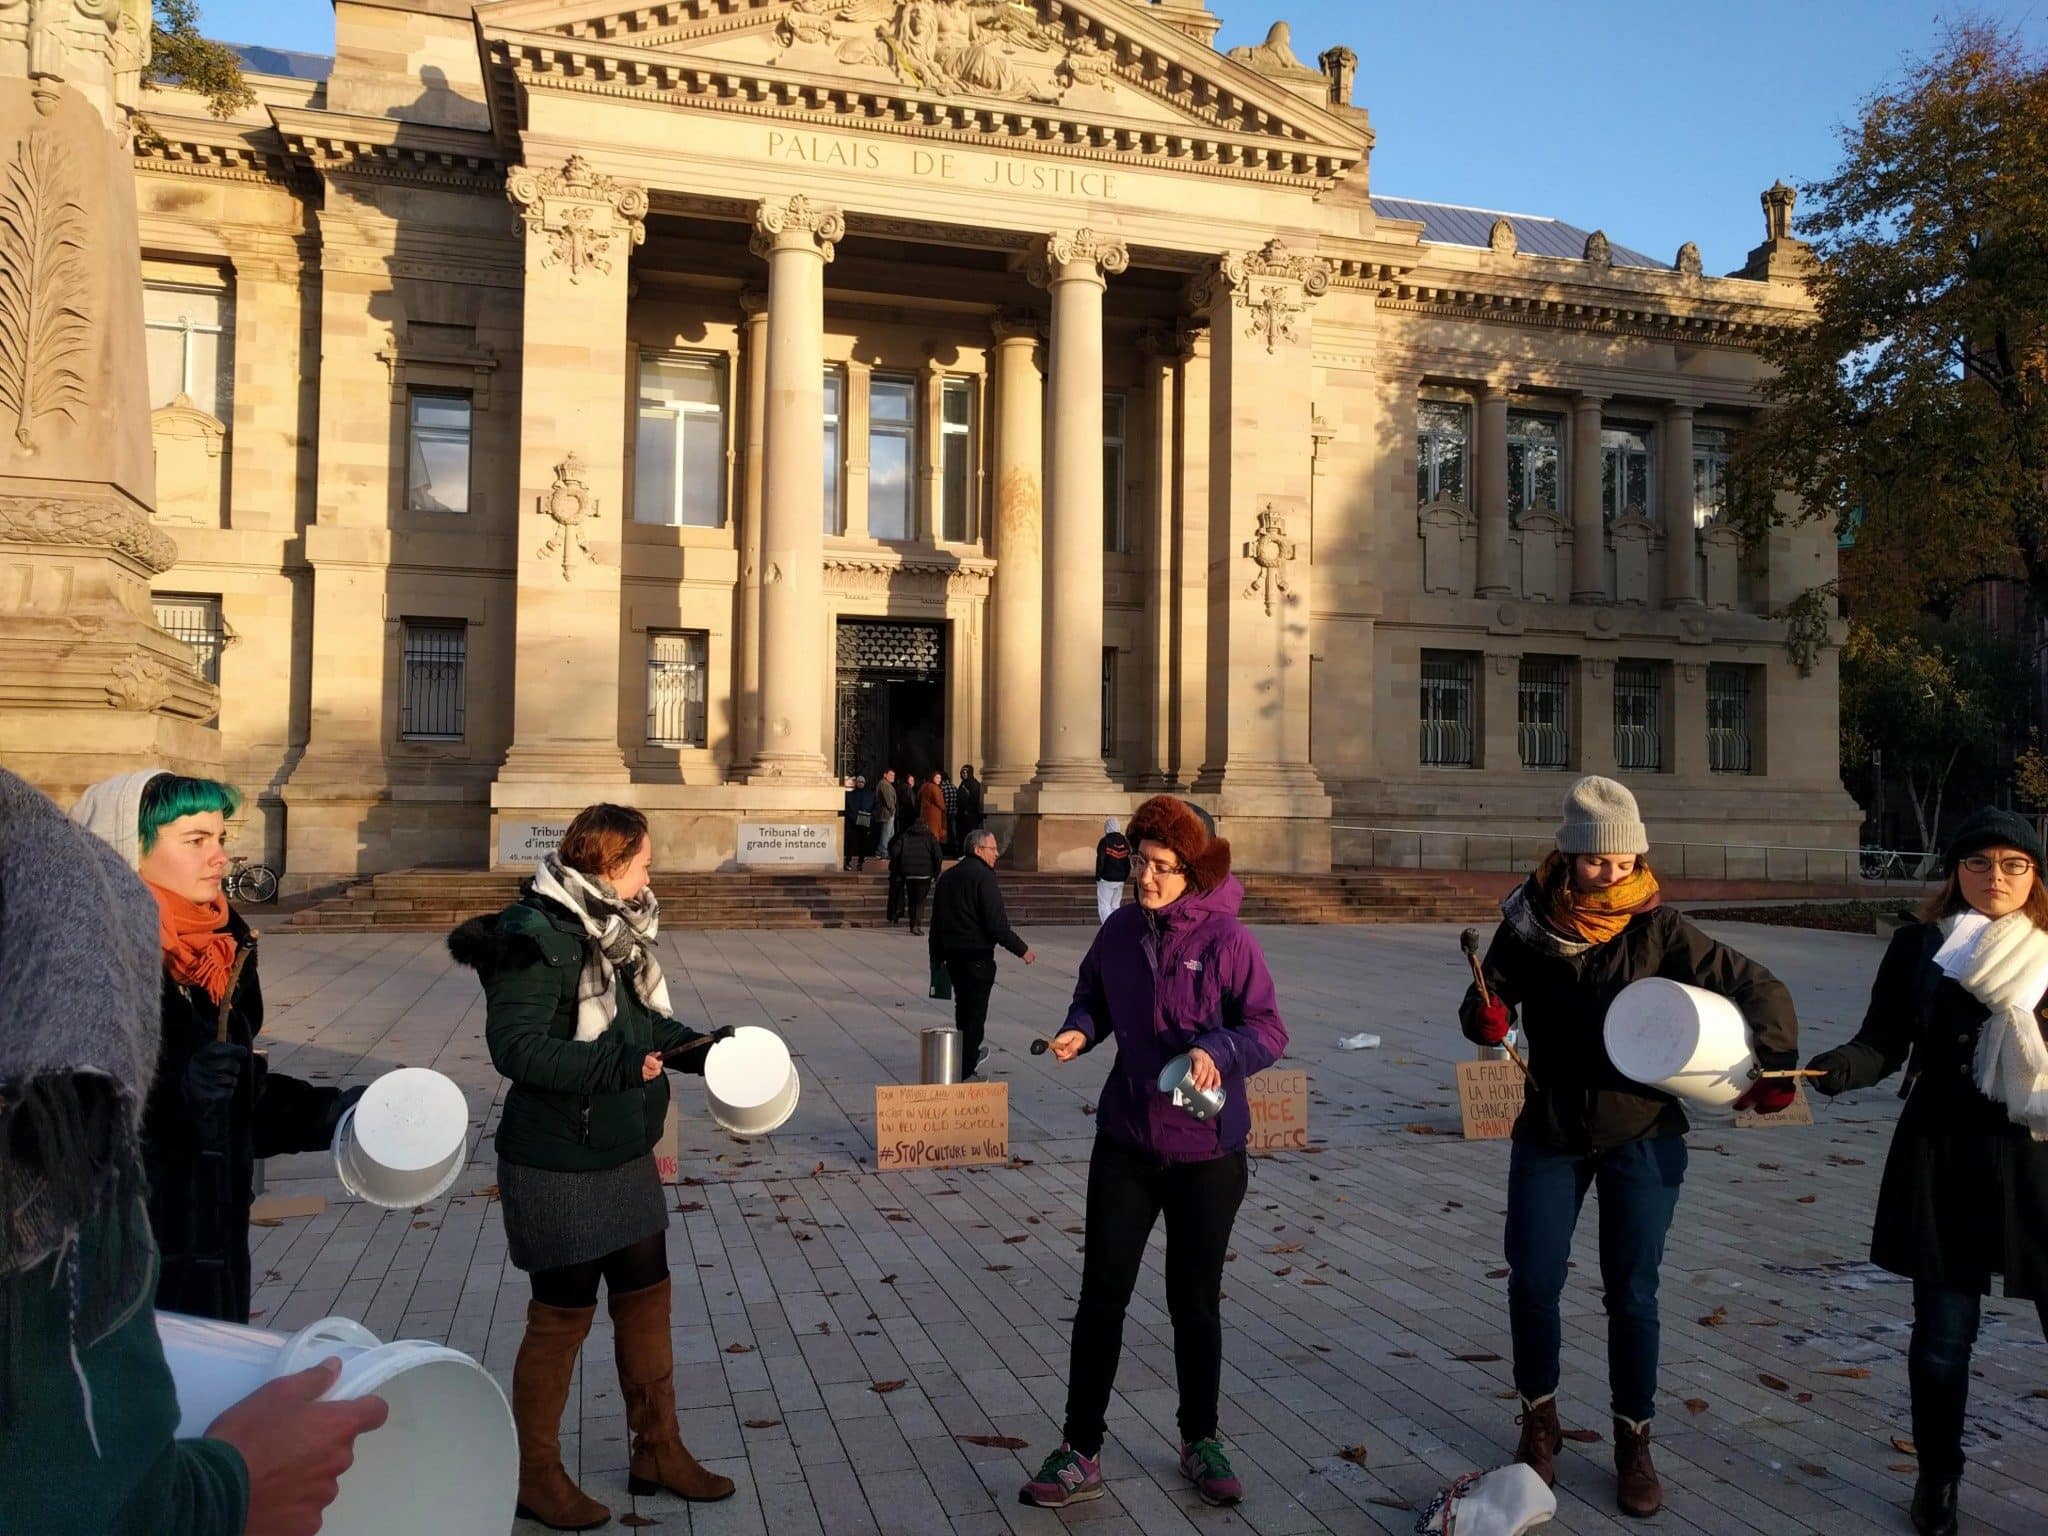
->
[1413,1463,1556,1536]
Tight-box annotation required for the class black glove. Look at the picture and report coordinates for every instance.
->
[666,1025,735,1076]
[321,1084,368,1142]
[183,1041,249,1137]
[1805,1049,1854,1098]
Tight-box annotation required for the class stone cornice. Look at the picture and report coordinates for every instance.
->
[1372,281,1799,346]
[822,551,995,598]
[270,107,506,192]
[134,114,300,187]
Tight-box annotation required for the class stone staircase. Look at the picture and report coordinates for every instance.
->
[282,865,1503,933]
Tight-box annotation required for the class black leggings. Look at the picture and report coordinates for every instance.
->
[529,1231,669,1309]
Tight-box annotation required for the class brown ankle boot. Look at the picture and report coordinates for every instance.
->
[609,1277,737,1502]
[513,1301,612,1531]
[1513,1394,1562,1486]
[1613,1415,1663,1517]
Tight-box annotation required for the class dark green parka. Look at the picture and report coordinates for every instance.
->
[450,893,710,1172]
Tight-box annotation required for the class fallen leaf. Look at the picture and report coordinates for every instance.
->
[1892,1437,1917,1455]
[1404,1123,1438,1135]
[986,1263,1012,1272]
[1561,1428,1603,1444]
[957,1434,1030,1449]
[1454,1352,1503,1363]
[1759,1373,1790,1391]
[1799,1462,1827,1477]
[620,1516,663,1529]
[1367,1495,1414,1511]
[1266,1242,1305,1254]
[1795,1392,1814,1404]
[812,1161,826,1175]
[1003,1234,1029,1244]
[1797,1194,1818,1204]
[886,1213,912,1223]
[676,1201,705,1213]
[471,1184,500,1199]
[881,1274,898,1285]
[1338,1445,1369,1466]
[1273,1266,1293,1277]
[2031,1389,2048,1400]
[743,1418,782,1429]
[871,1380,906,1393]
[725,1343,753,1355]
[411,1220,435,1230]
[1683,1398,1709,1416]
[1303,1277,1329,1286]
[1700,1307,1728,1326]
[1486,1268,1510,1279]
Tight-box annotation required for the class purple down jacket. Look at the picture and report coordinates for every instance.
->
[1059,874,1287,1162]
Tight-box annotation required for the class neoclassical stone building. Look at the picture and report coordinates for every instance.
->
[105,0,1858,886]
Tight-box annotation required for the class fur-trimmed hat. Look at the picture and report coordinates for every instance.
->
[1127,794,1232,893]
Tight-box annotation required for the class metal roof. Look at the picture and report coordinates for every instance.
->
[1371,196,1670,271]
[229,44,334,82]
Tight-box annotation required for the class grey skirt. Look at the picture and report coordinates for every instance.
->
[498,1153,668,1274]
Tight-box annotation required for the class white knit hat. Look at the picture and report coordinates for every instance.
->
[1556,775,1648,856]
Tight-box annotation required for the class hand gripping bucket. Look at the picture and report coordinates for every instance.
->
[1602,977,1756,1110]
[705,1024,800,1135]
[157,1312,515,1536]
[332,1066,470,1208]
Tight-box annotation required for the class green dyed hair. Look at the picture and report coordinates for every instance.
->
[138,774,242,852]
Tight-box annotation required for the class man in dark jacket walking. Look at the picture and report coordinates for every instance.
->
[955,765,985,849]
[891,819,943,934]
[873,769,899,863]
[929,829,1035,1077]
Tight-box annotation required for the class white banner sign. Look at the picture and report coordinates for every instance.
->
[737,821,837,866]
[497,820,569,869]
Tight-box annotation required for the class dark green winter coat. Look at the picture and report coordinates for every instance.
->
[450,894,709,1172]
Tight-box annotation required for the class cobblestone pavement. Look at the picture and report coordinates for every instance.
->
[242,921,2048,1536]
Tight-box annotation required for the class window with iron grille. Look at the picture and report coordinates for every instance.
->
[143,281,232,417]
[153,593,224,686]
[1706,663,1754,774]
[400,620,466,741]
[869,374,917,540]
[1613,660,1663,772]
[1517,656,1572,770]
[406,389,472,513]
[1420,651,1476,767]
[1601,425,1654,521]
[1692,426,1731,528]
[1507,412,1561,523]
[939,377,974,542]
[1102,392,1127,552]
[822,367,844,535]
[646,630,709,748]
[1416,400,1468,505]
[1101,647,1117,758]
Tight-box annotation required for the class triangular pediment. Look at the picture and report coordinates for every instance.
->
[478,0,1367,176]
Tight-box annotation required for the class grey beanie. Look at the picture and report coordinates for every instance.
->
[1556,775,1648,856]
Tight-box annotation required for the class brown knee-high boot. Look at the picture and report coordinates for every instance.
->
[513,1300,612,1530]
[609,1277,737,1502]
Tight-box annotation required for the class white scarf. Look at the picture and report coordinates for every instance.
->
[1936,911,2048,1140]
[529,855,672,1042]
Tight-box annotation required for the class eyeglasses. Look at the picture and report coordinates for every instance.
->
[1137,857,1187,879]
[1962,855,2036,878]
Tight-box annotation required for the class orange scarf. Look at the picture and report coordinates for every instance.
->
[1542,860,1662,945]
[148,882,239,1004]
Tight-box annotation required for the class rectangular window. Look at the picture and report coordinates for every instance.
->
[1102,391,1127,553]
[646,629,710,748]
[1506,412,1561,523]
[1693,426,1731,528]
[634,355,727,527]
[1416,400,1469,505]
[143,282,232,417]
[822,368,844,535]
[868,374,916,540]
[1601,425,1654,521]
[1706,663,1754,774]
[1101,647,1117,758]
[152,593,225,686]
[1420,651,1476,768]
[1517,656,1572,771]
[400,620,466,742]
[1613,660,1664,772]
[939,376,973,542]
[405,389,472,514]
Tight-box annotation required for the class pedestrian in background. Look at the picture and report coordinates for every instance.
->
[1094,816,1130,924]
[920,771,947,844]
[929,829,1034,1079]
[1803,809,2048,1536]
[842,776,876,872]
[873,769,900,864]
[956,765,985,847]
[939,769,960,856]
[892,818,943,936]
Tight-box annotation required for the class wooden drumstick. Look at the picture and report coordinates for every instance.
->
[1460,929,1533,1084]
[1750,1067,1829,1080]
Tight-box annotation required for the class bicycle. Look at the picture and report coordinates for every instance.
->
[225,854,280,904]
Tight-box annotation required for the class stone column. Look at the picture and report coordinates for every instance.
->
[1138,328,1179,789]
[747,194,842,781]
[1661,402,1699,607]
[0,0,222,797]
[494,155,644,797]
[982,311,1044,797]
[1474,384,1512,597]
[1570,393,1607,602]
[1188,241,1333,872]
[1171,322,1211,788]
[735,290,767,772]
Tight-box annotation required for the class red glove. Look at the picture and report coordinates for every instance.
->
[1469,998,1512,1045]
[1732,1078,1797,1115]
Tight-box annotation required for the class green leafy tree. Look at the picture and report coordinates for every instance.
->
[147,0,253,119]
[1727,22,2048,627]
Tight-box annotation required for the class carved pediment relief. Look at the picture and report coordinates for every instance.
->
[768,0,1118,108]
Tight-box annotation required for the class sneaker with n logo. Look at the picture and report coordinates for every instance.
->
[1179,1439,1243,1506]
[1017,1444,1103,1508]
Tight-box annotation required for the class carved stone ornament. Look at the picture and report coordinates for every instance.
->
[535,453,600,578]
[506,156,647,284]
[1189,240,1331,355]
[0,126,90,452]
[1763,179,1796,241]
[106,652,173,712]
[1488,217,1517,256]
[1582,229,1611,267]
[750,195,846,261]
[1027,228,1129,286]
[1317,45,1358,106]
[1675,241,1703,277]
[1242,504,1297,616]
[0,495,177,572]
[772,0,1118,106]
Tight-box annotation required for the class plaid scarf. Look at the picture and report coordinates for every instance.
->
[529,854,672,1041]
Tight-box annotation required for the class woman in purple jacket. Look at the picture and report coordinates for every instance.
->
[1019,795,1287,1511]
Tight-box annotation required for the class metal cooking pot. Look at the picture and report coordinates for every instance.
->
[1157,1052,1225,1122]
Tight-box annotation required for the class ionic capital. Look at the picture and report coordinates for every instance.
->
[750,196,845,262]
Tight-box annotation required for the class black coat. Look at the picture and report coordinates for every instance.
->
[1816,922,2048,1299]
[892,824,942,880]
[1460,900,1798,1152]
[144,908,351,1322]
[956,776,984,829]
[929,856,1028,962]
[1095,834,1131,885]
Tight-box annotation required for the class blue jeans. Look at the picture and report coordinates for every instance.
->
[1910,1281,2048,1480]
[1504,1134,1688,1422]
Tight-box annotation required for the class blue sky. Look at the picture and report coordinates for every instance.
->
[199,0,2047,274]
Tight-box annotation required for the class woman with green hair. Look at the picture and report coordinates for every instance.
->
[72,770,361,1322]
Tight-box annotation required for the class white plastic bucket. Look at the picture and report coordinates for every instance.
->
[333,1066,469,1208]
[705,1024,800,1135]
[1602,977,1755,1109]
[157,1312,515,1536]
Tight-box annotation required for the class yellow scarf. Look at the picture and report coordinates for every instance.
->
[1547,863,1662,945]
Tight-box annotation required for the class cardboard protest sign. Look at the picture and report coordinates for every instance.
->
[1246,1069,1309,1153]
[875,1082,1009,1170]
[1734,1083,1815,1129]
[1456,1058,1526,1140]
[655,1100,682,1182]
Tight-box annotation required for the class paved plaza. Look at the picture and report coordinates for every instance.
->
[242,920,2048,1536]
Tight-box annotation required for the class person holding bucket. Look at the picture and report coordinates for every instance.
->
[1459,776,1798,1518]
[449,804,735,1529]
[1801,809,2048,1536]
[70,771,362,1325]
[1020,794,1286,1511]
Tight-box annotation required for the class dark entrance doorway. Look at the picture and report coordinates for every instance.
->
[835,619,947,782]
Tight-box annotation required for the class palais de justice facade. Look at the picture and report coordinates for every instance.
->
[110,0,1858,887]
